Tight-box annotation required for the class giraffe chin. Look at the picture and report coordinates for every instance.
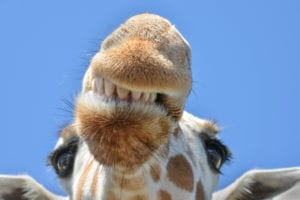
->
[75,92,176,170]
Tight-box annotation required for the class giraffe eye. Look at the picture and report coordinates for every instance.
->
[207,144,224,170]
[205,139,231,173]
[48,136,79,178]
[55,151,76,177]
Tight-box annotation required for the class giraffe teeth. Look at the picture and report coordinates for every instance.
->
[96,78,104,95]
[149,93,157,103]
[132,91,142,101]
[91,78,157,103]
[141,92,150,102]
[116,86,130,100]
[104,79,115,97]
[92,79,98,94]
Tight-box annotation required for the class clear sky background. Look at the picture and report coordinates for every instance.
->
[0,0,299,195]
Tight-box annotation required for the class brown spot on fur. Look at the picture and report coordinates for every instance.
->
[195,181,205,200]
[167,154,194,192]
[75,160,94,200]
[106,190,119,200]
[158,190,172,200]
[114,174,146,190]
[130,194,148,200]
[150,162,161,182]
[75,97,174,169]
[91,166,100,197]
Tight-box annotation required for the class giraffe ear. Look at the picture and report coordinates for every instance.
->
[0,175,67,200]
[213,167,300,200]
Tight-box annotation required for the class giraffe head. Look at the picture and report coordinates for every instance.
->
[75,13,192,169]
[47,13,231,199]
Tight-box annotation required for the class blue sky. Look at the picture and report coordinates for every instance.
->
[0,0,299,195]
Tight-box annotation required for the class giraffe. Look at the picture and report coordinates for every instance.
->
[49,13,231,200]
[0,13,300,200]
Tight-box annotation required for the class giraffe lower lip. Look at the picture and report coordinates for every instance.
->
[75,89,172,168]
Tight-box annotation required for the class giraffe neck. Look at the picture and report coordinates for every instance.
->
[104,163,162,199]
[73,141,170,200]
